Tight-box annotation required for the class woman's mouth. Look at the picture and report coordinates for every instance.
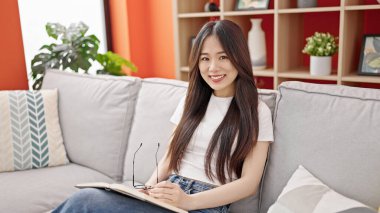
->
[209,74,226,82]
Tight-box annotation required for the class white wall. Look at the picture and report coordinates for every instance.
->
[18,0,108,88]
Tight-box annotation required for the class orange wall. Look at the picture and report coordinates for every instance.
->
[126,0,175,79]
[0,0,28,90]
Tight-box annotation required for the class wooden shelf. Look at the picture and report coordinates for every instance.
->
[345,5,380,11]
[278,7,341,14]
[278,71,338,81]
[178,12,221,18]
[254,69,275,77]
[342,74,380,84]
[223,10,275,16]
[173,0,380,89]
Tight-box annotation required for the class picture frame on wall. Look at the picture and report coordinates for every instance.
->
[358,34,380,76]
[235,0,270,11]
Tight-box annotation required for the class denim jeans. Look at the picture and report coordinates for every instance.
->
[52,174,229,213]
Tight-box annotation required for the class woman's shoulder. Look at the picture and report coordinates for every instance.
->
[258,99,271,115]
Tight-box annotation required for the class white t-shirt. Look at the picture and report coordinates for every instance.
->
[170,94,274,185]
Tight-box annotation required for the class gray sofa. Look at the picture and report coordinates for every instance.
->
[0,70,379,213]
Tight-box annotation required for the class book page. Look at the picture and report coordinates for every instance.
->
[75,182,188,213]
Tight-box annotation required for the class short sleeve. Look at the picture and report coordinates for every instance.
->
[170,96,186,125]
[257,100,274,143]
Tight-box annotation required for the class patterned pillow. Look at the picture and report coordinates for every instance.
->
[0,89,68,172]
[268,165,376,213]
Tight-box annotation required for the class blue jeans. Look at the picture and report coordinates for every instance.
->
[52,174,229,213]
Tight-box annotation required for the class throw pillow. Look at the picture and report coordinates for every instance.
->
[0,89,68,172]
[268,165,376,213]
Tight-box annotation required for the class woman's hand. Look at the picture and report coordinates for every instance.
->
[148,181,192,210]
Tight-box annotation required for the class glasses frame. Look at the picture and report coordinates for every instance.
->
[132,142,160,189]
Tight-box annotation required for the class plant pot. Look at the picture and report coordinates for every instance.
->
[310,56,332,76]
[297,0,317,8]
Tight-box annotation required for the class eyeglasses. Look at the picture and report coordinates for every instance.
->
[132,142,160,189]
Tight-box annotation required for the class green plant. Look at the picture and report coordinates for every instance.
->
[302,32,339,57]
[31,22,137,90]
[96,51,137,76]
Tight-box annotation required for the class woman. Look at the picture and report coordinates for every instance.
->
[53,19,273,213]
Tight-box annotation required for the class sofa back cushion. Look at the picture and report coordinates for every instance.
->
[42,70,141,181]
[260,81,380,212]
[123,78,188,183]
[0,89,68,172]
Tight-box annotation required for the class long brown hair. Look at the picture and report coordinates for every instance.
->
[167,20,259,184]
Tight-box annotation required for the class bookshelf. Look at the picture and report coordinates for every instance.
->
[172,0,380,89]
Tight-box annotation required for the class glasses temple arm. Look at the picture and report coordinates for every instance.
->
[133,143,143,186]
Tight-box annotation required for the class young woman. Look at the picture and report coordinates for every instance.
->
[53,19,273,213]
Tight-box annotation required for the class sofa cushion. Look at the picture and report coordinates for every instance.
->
[229,89,278,213]
[0,89,68,172]
[260,81,380,212]
[0,163,113,213]
[42,70,141,181]
[123,78,188,183]
[268,165,376,213]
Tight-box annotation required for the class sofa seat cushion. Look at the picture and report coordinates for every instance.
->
[0,163,113,213]
[0,89,68,172]
[42,70,141,181]
[260,82,380,212]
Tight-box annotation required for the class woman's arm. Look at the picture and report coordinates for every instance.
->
[144,149,172,187]
[145,126,177,187]
[149,141,270,210]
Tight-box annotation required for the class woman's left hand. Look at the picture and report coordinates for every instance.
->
[148,181,192,210]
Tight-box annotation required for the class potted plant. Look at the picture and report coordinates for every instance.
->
[31,22,136,90]
[302,32,338,76]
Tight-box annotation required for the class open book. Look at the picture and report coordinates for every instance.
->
[75,182,188,213]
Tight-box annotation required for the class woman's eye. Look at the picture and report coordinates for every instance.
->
[220,55,229,60]
[200,57,209,61]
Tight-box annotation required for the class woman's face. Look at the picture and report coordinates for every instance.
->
[198,35,238,97]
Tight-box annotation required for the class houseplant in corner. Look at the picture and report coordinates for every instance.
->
[31,22,136,90]
[302,32,338,76]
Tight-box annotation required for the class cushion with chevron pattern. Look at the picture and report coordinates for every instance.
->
[0,89,68,172]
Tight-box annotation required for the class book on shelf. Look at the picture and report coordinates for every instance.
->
[75,182,188,213]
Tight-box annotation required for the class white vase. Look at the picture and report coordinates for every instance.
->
[310,56,332,76]
[248,18,266,70]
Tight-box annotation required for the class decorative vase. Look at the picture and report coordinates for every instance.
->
[248,18,266,70]
[297,0,317,8]
[310,56,332,76]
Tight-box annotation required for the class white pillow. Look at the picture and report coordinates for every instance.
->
[268,165,376,213]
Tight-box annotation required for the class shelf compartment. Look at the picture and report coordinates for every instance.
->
[256,77,274,89]
[224,14,274,69]
[278,0,341,9]
[223,0,275,12]
[178,18,211,68]
[344,0,380,6]
[341,9,380,77]
[178,0,214,13]
[277,12,340,74]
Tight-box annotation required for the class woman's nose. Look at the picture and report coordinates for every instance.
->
[208,59,219,71]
